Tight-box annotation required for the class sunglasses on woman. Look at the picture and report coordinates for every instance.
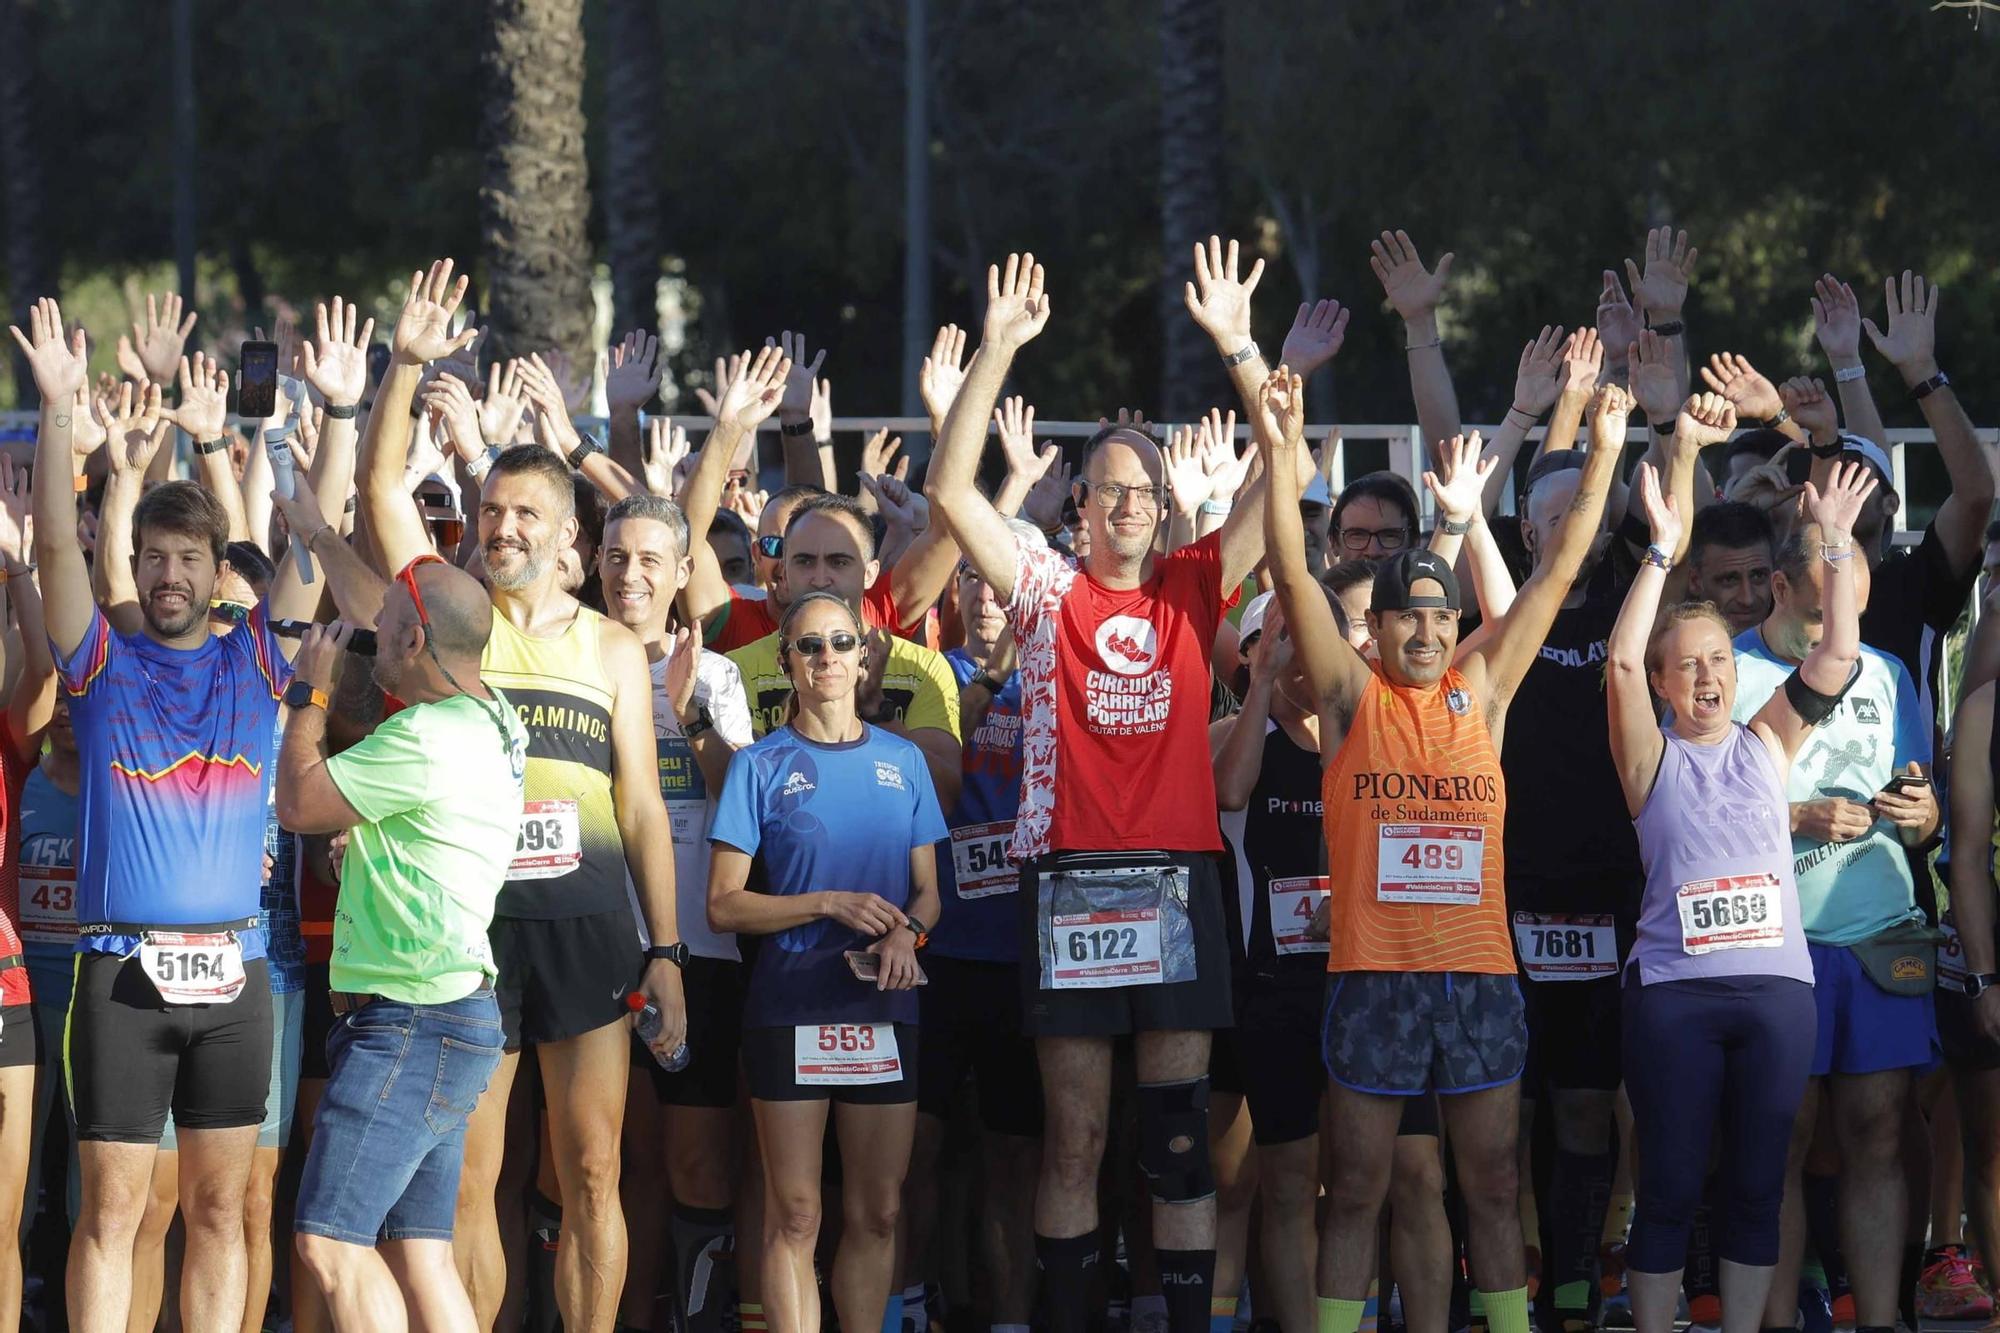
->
[785,631,861,657]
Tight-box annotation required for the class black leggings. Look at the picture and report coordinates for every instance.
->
[1622,972,1815,1271]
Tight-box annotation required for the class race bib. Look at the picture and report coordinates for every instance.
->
[1048,908,1164,988]
[1512,912,1618,980]
[949,821,1018,900]
[510,799,581,880]
[1377,824,1485,905]
[1270,876,1330,956]
[793,1023,902,1085]
[18,867,77,946]
[1939,913,1968,989]
[139,931,246,1004]
[1676,873,1785,955]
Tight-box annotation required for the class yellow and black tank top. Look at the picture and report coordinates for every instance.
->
[482,606,625,919]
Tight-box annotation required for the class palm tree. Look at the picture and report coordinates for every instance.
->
[2,0,55,409]
[1158,0,1224,420]
[478,0,594,364]
[603,0,663,342]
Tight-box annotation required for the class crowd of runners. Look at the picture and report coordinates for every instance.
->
[0,223,1997,1333]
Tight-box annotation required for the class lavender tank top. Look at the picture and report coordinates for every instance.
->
[1630,725,1814,986]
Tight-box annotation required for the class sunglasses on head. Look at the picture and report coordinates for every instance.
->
[785,631,861,657]
[208,600,251,626]
[756,534,783,559]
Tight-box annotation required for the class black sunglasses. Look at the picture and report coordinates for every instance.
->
[785,631,861,657]
[756,534,783,559]
[208,600,251,625]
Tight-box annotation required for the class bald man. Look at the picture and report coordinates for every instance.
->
[274,565,530,1332]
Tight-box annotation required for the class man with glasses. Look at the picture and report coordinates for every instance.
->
[350,261,689,1333]
[1330,473,1422,564]
[924,243,1318,1333]
[276,561,527,1331]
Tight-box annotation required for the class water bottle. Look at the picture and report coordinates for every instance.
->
[626,992,690,1071]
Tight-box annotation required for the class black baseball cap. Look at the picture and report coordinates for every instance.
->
[1370,548,1462,613]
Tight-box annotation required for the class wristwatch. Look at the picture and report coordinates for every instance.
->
[1910,370,1952,401]
[565,437,604,469]
[1760,406,1791,429]
[780,418,816,437]
[284,679,329,712]
[902,916,930,949]
[682,707,713,739]
[646,942,690,967]
[322,402,359,420]
[194,436,231,456]
[1437,516,1472,536]
[971,671,1010,696]
[1220,340,1260,368]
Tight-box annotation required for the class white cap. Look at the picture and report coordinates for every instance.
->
[1239,590,1276,642]
[1303,473,1332,506]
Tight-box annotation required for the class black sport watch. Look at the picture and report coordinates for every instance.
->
[646,942,690,968]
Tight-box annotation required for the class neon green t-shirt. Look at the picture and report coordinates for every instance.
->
[728,630,962,741]
[323,693,528,1004]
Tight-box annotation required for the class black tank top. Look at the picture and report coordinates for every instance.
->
[1228,719,1327,977]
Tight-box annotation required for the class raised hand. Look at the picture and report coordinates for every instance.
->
[1368,229,1452,322]
[1674,391,1739,450]
[920,324,969,426]
[809,372,832,440]
[773,330,827,418]
[1804,459,1879,543]
[1163,423,1213,516]
[1200,406,1249,500]
[1625,227,1699,319]
[1422,432,1495,526]
[520,353,585,454]
[0,455,32,563]
[663,623,702,724]
[1811,274,1864,363]
[1628,329,1681,425]
[422,374,487,464]
[1562,327,1605,394]
[481,359,529,443]
[1861,270,1940,376]
[995,396,1054,483]
[1588,381,1637,445]
[605,330,662,413]
[1185,235,1264,348]
[69,385,108,459]
[1635,460,1683,555]
[1512,325,1566,417]
[643,418,691,497]
[127,291,198,384]
[1022,451,1073,534]
[1248,600,1295,684]
[985,252,1052,353]
[7,297,89,402]
[1252,365,1306,454]
[1596,270,1642,358]
[99,380,172,477]
[393,260,478,366]
[858,470,927,531]
[300,297,375,407]
[1779,376,1839,443]
[291,407,322,472]
[714,344,790,432]
[860,428,907,483]
[1279,299,1350,381]
[694,351,742,419]
[167,352,230,442]
[1700,353,1783,423]
[542,346,594,413]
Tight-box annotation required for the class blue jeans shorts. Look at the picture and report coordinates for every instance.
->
[295,988,504,1245]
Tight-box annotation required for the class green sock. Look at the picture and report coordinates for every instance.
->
[1480,1285,1531,1333]
[1317,1297,1368,1333]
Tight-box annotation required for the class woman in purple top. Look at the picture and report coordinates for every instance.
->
[1605,431,1877,1333]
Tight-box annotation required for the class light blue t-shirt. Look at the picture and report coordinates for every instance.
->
[1729,626,1929,944]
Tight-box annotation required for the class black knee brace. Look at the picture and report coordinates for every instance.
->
[1136,1076,1214,1203]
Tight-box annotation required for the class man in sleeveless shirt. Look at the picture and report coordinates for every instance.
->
[353,263,688,1333]
[925,245,1315,1333]
[1260,373,1630,1333]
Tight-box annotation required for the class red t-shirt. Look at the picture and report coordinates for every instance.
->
[1006,533,1226,861]
[0,736,34,1004]
[708,582,905,654]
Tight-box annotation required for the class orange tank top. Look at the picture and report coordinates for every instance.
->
[1322,665,1512,974]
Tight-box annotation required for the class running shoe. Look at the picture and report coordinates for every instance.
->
[1685,1293,1722,1330]
[1829,1291,1855,1329]
[1917,1244,1995,1321]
